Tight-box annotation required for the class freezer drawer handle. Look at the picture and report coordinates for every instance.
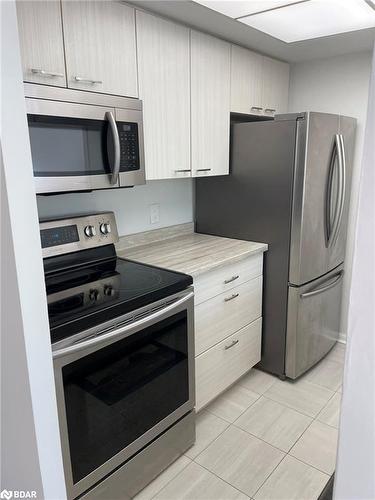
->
[300,271,344,299]
[224,293,239,302]
[225,339,239,350]
[224,275,239,284]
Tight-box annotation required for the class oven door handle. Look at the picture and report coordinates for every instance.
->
[106,111,121,185]
[52,291,194,359]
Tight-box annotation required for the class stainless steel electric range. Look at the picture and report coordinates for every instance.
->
[41,212,195,500]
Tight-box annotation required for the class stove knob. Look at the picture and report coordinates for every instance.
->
[84,225,96,238]
[104,285,115,296]
[100,223,111,235]
[89,289,100,301]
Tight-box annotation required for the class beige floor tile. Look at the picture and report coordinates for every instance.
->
[195,425,284,497]
[254,455,329,500]
[153,461,250,500]
[317,393,342,428]
[305,358,344,391]
[235,396,312,452]
[263,378,334,417]
[289,421,339,474]
[238,369,277,395]
[185,410,229,459]
[133,455,191,500]
[326,343,346,365]
[206,385,260,423]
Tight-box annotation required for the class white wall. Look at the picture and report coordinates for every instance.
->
[37,178,194,236]
[1,2,66,498]
[334,46,375,500]
[288,51,372,339]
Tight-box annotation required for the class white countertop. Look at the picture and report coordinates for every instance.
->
[116,223,267,277]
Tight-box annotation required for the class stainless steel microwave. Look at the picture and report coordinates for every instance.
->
[25,84,145,194]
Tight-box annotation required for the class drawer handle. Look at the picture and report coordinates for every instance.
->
[224,275,239,284]
[251,106,263,112]
[225,339,239,350]
[224,293,239,302]
[74,76,103,84]
[265,108,276,114]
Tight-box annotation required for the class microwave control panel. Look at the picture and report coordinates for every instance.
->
[118,122,140,171]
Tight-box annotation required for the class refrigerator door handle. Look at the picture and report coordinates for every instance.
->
[300,270,344,299]
[330,134,346,247]
[325,134,343,247]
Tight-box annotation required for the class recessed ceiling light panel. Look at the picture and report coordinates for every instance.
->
[192,0,304,19]
[238,0,375,42]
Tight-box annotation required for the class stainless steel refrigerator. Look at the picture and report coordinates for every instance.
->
[195,112,356,379]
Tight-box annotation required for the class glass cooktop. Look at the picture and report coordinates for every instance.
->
[46,257,192,343]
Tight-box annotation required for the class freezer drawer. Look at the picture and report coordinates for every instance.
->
[286,265,344,379]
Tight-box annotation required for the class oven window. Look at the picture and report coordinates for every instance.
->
[28,115,112,176]
[62,310,190,484]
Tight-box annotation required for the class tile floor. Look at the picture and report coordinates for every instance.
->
[134,342,346,500]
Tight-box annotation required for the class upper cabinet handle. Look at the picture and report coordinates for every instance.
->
[174,169,191,173]
[265,108,276,114]
[196,168,212,172]
[224,275,239,284]
[251,106,263,112]
[224,293,239,302]
[31,68,63,78]
[74,76,103,84]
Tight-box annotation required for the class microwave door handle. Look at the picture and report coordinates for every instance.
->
[106,111,120,185]
[52,291,194,359]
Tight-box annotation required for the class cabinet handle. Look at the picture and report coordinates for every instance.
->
[225,339,239,350]
[74,76,103,84]
[224,293,239,302]
[251,106,263,112]
[224,275,239,284]
[265,108,276,114]
[31,68,63,78]
[174,169,191,173]
[195,168,212,172]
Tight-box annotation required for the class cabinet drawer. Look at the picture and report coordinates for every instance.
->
[196,318,262,411]
[194,254,263,305]
[195,277,262,355]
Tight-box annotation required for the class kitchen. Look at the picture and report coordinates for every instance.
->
[1,1,374,500]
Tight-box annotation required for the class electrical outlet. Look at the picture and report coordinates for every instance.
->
[150,203,160,224]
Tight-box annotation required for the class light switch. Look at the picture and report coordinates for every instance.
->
[150,203,160,224]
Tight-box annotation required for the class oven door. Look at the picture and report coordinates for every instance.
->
[53,289,195,499]
[26,98,120,194]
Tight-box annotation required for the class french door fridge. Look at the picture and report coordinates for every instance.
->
[195,112,356,379]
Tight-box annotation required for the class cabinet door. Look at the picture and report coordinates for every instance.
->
[136,12,190,180]
[191,31,231,177]
[61,1,138,97]
[16,1,66,87]
[262,56,290,116]
[230,45,263,115]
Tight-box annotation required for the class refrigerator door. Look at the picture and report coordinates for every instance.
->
[288,112,354,285]
[286,264,344,379]
[327,115,356,271]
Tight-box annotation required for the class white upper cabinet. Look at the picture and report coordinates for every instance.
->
[61,1,138,97]
[191,31,231,177]
[16,1,66,87]
[136,12,190,180]
[262,56,290,115]
[230,45,263,115]
[230,45,290,116]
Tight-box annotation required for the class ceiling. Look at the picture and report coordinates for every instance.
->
[128,0,375,62]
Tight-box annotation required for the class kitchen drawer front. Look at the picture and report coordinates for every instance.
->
[195,277,262,355]
[196,318,262,411]
[194,254,263,305]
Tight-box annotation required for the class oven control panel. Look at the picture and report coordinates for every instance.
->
[40,212,119,259]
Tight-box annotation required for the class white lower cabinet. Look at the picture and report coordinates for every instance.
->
[196,318,262,411]
[195,277,262,356]
[193,254,264,411]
